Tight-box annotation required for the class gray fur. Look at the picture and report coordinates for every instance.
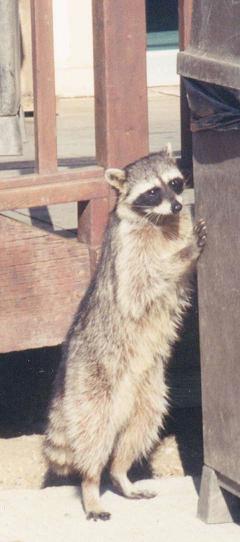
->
[43,149,206,520]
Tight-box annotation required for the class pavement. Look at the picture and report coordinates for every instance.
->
[0,477,239,542]
[0,86,181,171]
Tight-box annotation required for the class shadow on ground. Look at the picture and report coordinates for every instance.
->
[0,285,203,481]
[0,346,61,436]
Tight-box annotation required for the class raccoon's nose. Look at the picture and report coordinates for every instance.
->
[171,201,182,214]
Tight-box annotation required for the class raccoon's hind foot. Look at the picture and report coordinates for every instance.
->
[111,471,157,500]
[194,219,207,249]
[127,486,157,500]
[81,476,111,521]
[87,511,111,522]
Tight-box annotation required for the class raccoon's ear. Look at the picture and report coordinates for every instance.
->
[105,168,126,192]
[163,142,173,157]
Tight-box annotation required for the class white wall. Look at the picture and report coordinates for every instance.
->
[52,0,94,97]
[52,0,178,97]
[147,49,179,87]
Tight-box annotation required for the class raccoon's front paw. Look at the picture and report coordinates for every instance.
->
[194,219,207,249]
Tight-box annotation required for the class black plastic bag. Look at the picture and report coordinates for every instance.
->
[184,78,240,132]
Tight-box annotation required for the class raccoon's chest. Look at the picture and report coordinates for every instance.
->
[128,286,187,365]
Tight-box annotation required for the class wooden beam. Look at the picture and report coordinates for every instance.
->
[178,0,193,169]
[92,0,149,168]
[178,0,193,50]
[0,166,103,189]
[0,168,108,211]
[31,0,57,174]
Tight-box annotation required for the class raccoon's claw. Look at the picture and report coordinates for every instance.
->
[87,511,111,521]
[194,219,207,248]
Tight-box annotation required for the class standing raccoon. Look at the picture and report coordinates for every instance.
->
[44,145,206,520]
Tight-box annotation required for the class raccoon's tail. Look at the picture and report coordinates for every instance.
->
[43,403,73,477]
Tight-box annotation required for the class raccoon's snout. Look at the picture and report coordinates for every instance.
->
[171,201,182,214]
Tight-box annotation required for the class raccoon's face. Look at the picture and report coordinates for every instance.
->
[105,145,185,224]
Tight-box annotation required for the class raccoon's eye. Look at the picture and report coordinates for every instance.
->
[168,178,184,195]
[144,186,162,204]
[148,188,159,196]
[133,186,162,208]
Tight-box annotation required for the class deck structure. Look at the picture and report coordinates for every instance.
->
[0,1,191,353]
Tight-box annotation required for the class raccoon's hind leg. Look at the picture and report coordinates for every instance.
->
[65,399,116,520]
[73,437,113,521]
[110,422,158,500]
[81,473,111,521]
[110,369,167,499]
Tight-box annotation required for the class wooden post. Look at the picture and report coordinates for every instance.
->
[31,0,57,174]
[78,197,109,274]
[92,0,149,168]
[178,0,193,169]
[80,0,149,271]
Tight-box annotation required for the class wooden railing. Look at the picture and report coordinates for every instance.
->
[0,1,193,353]
[0,0,150,266]
[0,0,191,252]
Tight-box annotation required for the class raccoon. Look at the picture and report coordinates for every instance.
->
[43,145,206,521]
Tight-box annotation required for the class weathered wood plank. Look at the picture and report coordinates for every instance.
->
[194,130,240,486]
[0,215,90,352]
[0,168,107,211]
[92,0,149,168]
[178,0,193,168]
[0,166,103,189]
[30,0,57,173]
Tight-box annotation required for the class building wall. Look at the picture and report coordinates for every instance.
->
[52,0,94,97]
[20,0,178,100]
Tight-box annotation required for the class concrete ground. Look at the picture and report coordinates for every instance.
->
[0,478,239,542]
[0,86,181,170]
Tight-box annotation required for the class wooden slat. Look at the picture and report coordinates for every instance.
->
[178,0,193,169]
[0,214,90,352]
[0,166,103,189]
[31,0,57,174]
[0,168,108,211]
[92,0,149,168]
